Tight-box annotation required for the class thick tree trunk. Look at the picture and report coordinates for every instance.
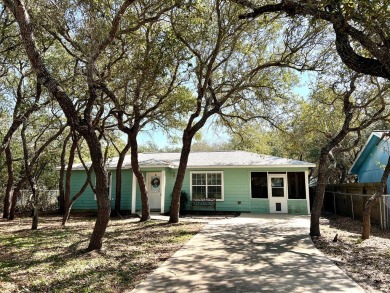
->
[84,135,111,251]
[29,181,39,230]
[62,205,71,226]
[4,0,111,250]
[169,134,192,223]
[31,192,39,230]
[309,86,356,236]
[362,203,374,240]
[168,102,220,224]
[310,151,329,236]
[3,145,14,219]
[129,132,149,221]
[9,186,21,220]
[62,202,74,226]
[310,129,354,235]
[362,155,390,239]
[115,138,131,213]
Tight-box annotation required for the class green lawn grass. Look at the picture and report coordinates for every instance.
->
[0,215,204,292]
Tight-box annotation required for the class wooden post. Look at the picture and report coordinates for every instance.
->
[351,194,354,219]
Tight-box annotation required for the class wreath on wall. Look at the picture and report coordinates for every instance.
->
[151,177,160,188]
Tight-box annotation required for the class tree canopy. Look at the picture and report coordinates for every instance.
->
[1,0,389,248]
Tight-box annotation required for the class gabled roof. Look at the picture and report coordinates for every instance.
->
[349,131,390,174]
[72,150,315,170]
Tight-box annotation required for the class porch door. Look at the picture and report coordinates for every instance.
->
[147,172,161,211]
[268,174,288,213]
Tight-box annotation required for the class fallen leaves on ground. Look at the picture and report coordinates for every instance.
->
[0,215,205,292]
[312,215,390,293]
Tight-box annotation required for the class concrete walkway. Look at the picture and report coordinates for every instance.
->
[132,214,364,293]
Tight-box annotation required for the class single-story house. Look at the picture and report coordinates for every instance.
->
[349,131,390,190]
[70,151,315,214]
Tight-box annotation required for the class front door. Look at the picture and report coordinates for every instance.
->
[268,175,288,213]
[147,172,162,211]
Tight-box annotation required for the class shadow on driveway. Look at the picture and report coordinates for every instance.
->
[131,214,364,293]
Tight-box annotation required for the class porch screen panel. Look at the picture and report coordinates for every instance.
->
[251,172,268,198]
[287,172,306,199]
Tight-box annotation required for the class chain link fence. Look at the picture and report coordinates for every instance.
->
[324,183,390,230]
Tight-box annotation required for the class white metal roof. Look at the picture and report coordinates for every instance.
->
[71,151,315,170]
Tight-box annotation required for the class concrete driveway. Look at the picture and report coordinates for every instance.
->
[131,214,364,293]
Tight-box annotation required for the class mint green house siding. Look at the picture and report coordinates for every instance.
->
[164,168,176,211]
[169,167,309,214]
[71,171,97,210]
[69,151,313,215]
[70,170,133,211]
[110,170,132,210]
[288,199,308,214]
[70,167,310,214]
[177,168,251,212]
[219,169,250,212]
[250,200,270,213]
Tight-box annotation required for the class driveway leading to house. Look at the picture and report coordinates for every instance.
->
[131,214,364,293]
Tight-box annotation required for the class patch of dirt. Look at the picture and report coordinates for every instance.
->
[0,215,205,292]
[312,215,390,293]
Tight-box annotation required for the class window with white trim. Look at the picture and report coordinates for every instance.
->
[191,172,223,200]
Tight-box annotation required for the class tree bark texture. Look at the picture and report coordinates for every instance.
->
[58,134,71,215]
[129,132,150,221]
[84,134,111,251]
[31,199,39,230]
[310,150,329,236]
[4,0,112,250]
[362,154,390,239]
[9,186,21,220]
[310,125,355,236]
[309,78,358,236]
[169,134,192,223]
[3,144,14,219]
[236,0,390,80]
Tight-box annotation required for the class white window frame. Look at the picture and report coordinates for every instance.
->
[190,171,224,201]
[94,172,112,200]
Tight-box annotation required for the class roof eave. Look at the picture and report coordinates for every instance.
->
[348,132,381,174]
[176,164,316,169]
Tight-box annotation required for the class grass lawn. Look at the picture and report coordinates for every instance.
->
[0,215,204,292]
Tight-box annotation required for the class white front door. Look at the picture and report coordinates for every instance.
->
[147,172,162,210]
[268,175,288,213]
